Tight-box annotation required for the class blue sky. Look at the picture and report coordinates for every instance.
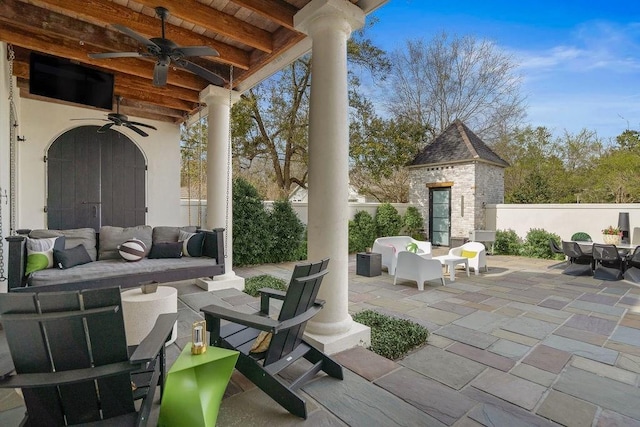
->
[366,0,640,141]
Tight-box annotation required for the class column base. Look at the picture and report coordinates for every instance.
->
[303,321,370,355]
[196,272,245,292]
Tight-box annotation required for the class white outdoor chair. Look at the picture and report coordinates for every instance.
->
[449,241,487,274]
[393,251,444,290]
[372,236,432,275]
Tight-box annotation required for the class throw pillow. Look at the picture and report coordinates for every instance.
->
[250,331,273,354]
[25,236,66,275]
[461,250,477,259]
[152,226,198,244]
[178,230,205,257]
[118,238,147,262]
[99,225,152,260]
[54,245,92,269]
[148,241,183,259]
[30,228,97,261]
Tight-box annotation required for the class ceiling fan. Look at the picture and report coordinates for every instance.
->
[72,96,157,137]
[89,6,223,87]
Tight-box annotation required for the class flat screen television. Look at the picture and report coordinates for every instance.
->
[29,52,114,110]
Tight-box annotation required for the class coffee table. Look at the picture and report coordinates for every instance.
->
[433,255,470,282]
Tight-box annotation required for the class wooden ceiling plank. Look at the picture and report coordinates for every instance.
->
[230,0,297,31]
[133,0,273,53]
[26,0,251,69]
[0,22,208,91]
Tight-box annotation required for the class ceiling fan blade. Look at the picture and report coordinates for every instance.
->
[127,121,157,130]
[174,46,219,58]
[112,24,160,49]
[88,51,143,59]
[71,118,110,122]
[97,123,115,133]
[176,59,225,86]
[153,62,169,87]
[124,123,149,137]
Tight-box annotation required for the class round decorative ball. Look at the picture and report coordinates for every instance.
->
[118,238,147,262]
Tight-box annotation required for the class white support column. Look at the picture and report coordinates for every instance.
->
[195,85,244,291]
[295,0,370,353]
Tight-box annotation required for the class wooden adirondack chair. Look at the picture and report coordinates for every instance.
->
[201,258,343,419]
[0,287,177,426]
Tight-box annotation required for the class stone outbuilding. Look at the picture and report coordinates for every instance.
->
[407,120,509,246]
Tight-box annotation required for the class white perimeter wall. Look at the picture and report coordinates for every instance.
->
[486,203,640,242]
[16,98,182,229]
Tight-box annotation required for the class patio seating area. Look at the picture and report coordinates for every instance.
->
[1,249,640,426]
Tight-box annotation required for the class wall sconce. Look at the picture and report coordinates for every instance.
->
[191,320,207,355]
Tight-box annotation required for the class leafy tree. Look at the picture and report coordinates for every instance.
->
[180,120,207,200]
[402,206,425,239]
[616,129,640,152]
[385,32,526,142]
[231,24,389,198]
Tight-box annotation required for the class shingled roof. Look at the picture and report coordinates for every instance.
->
[408,120,509,168]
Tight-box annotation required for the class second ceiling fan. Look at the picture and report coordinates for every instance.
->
[89,6,224,87]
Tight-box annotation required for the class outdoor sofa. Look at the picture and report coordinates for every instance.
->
[5,225,225,293]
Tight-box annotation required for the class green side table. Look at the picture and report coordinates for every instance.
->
[158,343,239,427]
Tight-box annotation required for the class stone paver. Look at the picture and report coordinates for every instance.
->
[333,346,398,382]
[564,313,618,335]
[522,344,572,374]
[510,364,557,387]
[374,368,476,426]
[471,369,547,410]
[435,324,499,349]
[430,301,477,316]
[400,345,486,390]
[542,335,619,365]
[571,356,638,385]
[452,311,510,333]
[447,342,515,371]
[491,329,540,346]
[468,403,555,427]
[616,353,640,374]
[536,390,597,427]
[578,293,620,306]
[552,325,608,346]
[538,298,570,310]
[596,410,640,427]
[506,301,572,319]
[488,339,531,360]
[610,326,640,347]
[554,366,640,420]
[568,300,626,316]
[500,317,559,340]
[411,306,462,325]
[620,313,640,329]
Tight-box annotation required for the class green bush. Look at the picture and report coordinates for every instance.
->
[493,229,522,255]
[232,178,271,266]
[402,206,425,240]
[267,199,305,263]
[244,275,288,297]
[294,227,308,261]
[375,203,402,237]
[352,310,429,360]
[349,210,377,253]
[522,228,564,260]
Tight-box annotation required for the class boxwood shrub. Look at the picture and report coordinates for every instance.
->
[352,309,429,360]
[243,274,288,297]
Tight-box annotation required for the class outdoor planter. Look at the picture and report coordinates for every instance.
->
[602,234,621,245]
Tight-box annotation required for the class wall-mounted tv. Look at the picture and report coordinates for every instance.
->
[29,52,114,110]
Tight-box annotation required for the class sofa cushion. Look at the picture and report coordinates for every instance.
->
[54,245,92,269]
[179,230,205,257]
[26,236,66,275]
[149,242,183,259]
[99,225,152,260]
[152,226,198,244]
[30,228,97,261]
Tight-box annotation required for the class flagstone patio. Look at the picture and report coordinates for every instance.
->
[1,250,640,426]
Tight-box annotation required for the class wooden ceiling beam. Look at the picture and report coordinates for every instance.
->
[230,0,298,31]
[27,0,251,69]
[0,22,208,91]
[133,0,273,53]
[118,98,186,120]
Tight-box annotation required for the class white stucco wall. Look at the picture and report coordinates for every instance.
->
[16,98,182,229]
[485,203,640,243]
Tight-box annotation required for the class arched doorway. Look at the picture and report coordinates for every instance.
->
[47,126,146,230]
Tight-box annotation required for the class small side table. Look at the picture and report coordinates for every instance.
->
[357,252,382,277]
[158,343,239,427]
[433,255,470,282]
[121,286,178,346]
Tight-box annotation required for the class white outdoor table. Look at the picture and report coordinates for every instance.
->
[121,285,178,346]
[433,255,470,282]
